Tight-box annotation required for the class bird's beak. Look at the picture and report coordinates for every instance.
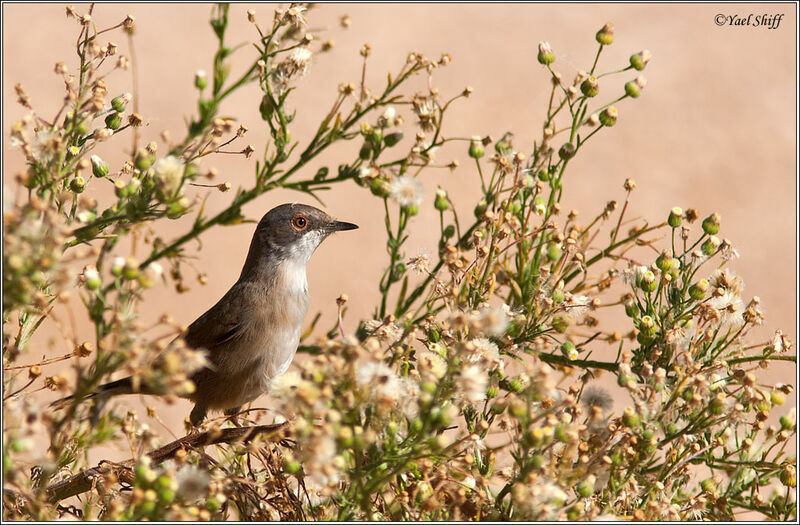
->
[328,220,359,232]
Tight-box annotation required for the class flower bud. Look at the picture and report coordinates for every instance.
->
[599,106,618,127]
[537,168,550,182]
[621,407,640,427]
[434,188,449,211]
[558,142,576,160]
[639,271,657,293]
[70,176,86,193]
[537,41,555,65]
[580,76,599,97]
[135,149,154,171]
[122,258,139,280]
[700,477,717,493]
[702,212,721,235]
[111,257,125,277]
[194,70,208,90]
[596,23,614,45]
[114,179,128,198]
[655,253,679,274]
[473,200,487,219]
[709,393,725,415]
[629,50,652,71]
[383,131,403,147]
[406,205,419,217]
[551,315,570,334]
[468,136,484,159]
[780,408,796,431]
[668,207,683,228]
[576,476,596,498]
[624,298,638,317]
[546,243,561,261]
[701,236,721,256]
[639,315,656,335]
[111,96,126,113]
[689,279,708,300]
[780,465,796,487]
[359,141,372,160]
[105,112,122,130]
[82,265,101,290]
[91,155,109,177]
[624,80,641,98]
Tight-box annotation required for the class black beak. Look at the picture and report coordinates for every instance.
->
[329,220,358,232]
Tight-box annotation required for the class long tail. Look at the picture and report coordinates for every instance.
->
[50,377,137,408]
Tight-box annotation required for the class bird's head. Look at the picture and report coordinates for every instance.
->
[252,203,358,265]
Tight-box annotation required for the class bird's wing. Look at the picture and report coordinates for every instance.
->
[183,284,251,352]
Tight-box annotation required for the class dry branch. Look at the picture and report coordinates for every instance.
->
[44,423,288,504]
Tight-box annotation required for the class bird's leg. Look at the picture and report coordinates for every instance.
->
[223,405,243,427]
[189,404,207,429]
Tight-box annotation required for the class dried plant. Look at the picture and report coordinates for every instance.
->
[3,4,796,522]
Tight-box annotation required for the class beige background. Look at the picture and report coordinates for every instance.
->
[3,4,796,452]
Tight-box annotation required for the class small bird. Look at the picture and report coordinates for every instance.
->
[58,203,357,426]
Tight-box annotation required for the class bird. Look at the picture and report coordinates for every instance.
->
[55,203,358,426]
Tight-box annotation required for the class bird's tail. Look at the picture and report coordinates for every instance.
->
[50,376,137,409]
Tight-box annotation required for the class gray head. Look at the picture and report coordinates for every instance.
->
[239,203,357,280]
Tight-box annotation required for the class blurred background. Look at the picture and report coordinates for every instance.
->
[3,4,796,458]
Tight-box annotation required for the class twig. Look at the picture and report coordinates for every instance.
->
[43,423,287,504]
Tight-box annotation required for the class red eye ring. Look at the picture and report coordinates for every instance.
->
[291,214,309,231]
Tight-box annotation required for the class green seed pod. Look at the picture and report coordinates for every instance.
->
[580,76,599,97]
[537,168,550,182]
[689,279,709,300]
[702,212,721,235]
[410,418,423,433]
[546,243,561,262]
[668,207,683,228]
[383,131,403,147]
[359,141,372,160]
[552,289,565,304]
[560,341,576,356]
[284,461,301,474]
[111,96,126,113]
[558,142,576,161]
[105,112,122,130]
[551,315,570,334]
[443,224,455,238]
[599,106,618,127]
[596,23,614,45]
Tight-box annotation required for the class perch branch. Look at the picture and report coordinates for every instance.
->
[43,423,288,504]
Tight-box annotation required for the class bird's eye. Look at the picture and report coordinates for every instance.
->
[291,214,309,231]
